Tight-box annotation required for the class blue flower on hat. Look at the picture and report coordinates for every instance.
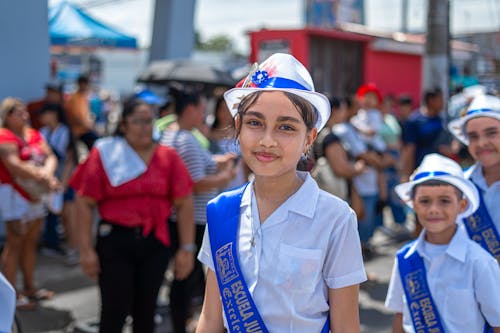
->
[252,70,269,86]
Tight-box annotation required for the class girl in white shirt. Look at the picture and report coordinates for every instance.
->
[196,53,366,333]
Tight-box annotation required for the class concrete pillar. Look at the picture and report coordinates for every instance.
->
[149,0,196,62]
[0,1,50,102]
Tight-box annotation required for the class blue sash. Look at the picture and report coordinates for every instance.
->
[463,183,500,263]
[398,242,493,333]
[206,184,330,333]
[397,241,446,333]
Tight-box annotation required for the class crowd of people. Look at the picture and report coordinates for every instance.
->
[0,52,499,333]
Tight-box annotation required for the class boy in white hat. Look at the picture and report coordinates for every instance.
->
[448,94,500,262]
[385,153,500,333]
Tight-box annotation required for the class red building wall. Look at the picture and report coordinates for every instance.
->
[364,48,422,106]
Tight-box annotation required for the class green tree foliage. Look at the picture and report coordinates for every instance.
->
[196,33,233,52]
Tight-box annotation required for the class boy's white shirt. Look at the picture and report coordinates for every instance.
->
[385,226,500,333]
[465,162,500,231]
[198,172,367,332]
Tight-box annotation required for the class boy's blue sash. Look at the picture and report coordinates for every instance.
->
[463,183,500,263]
[397,242,493,333]
[397,241,446,333]
[206,184,330,333]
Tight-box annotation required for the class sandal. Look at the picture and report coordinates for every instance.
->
[16,295,37,311]
[26,288,55,301]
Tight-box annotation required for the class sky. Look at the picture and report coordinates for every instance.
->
[49,0,500,53]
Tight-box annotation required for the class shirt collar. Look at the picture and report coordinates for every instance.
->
[467,162,488,191]
[240,171,319,221]
[406,223,467,263]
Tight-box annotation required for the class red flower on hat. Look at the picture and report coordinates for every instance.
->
[357,83,382,104]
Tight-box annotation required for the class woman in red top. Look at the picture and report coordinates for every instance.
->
[0,97,60,310]
[71,98,195,333]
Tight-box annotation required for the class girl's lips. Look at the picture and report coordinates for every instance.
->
[255,152,278,162]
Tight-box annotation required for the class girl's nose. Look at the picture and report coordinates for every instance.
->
[259,130,277,147]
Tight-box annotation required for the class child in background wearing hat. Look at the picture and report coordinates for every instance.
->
[196,54,367,333]
[448,94,500,262]
[351,83,387,153]
[385,153,500,333]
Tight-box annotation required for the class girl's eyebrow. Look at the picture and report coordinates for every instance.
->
[467,126,499,135]
[277,116,301,124]
[244,111,265,119]
[245,111,301,123]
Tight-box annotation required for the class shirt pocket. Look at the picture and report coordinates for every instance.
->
[444,287,476,325]
[274,244,322,293]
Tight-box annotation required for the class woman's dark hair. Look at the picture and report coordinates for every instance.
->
[211,95,230,130]
[114,97,151,136]
[169,87,202,116]
[411,179,463,200]
[329,96,341,110]
[343,96,353,109]
[235,91,316,137]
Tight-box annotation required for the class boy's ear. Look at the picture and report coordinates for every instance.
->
[459,197,468,214]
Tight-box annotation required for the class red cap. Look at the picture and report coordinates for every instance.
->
[357,83,382,104]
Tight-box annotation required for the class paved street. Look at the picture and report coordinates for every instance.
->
[8,214,412,333]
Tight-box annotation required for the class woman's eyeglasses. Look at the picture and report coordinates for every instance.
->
[127,118,154,126]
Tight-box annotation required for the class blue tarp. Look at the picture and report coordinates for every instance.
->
[49,1,137,49]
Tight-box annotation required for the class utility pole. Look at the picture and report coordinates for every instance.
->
[401,0,409,33]
[422,0,450,105]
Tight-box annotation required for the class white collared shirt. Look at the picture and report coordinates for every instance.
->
[198,172,367,332]
[385,227,500,333]
[466,162,500,232]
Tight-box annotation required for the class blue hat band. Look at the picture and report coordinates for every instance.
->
[466,108,494,116]
[253,73,309,91]
[413,171,451,181]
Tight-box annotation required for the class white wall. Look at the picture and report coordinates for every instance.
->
[0,1,50,103]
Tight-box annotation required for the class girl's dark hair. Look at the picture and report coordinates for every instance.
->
[411,179,463,200]
[235,91,316,137]
[114,97,151,136]
[169,87,202,116]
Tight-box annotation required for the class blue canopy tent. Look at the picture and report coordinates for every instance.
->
[49,1,137,49]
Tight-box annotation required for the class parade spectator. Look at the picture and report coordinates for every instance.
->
[27,82,63,130]
[396,94,413,124]
[351,83,387,153]
[401,87,450,237]
[161,89,237,333]
[0,98,60,310]
[401,87,448,182]
[378,95,410,238]
[385,154,500,332]
[38,103,79,263]
[448,94,500,262]
[312,95,361,204]
[64,75,98,150]
[71,98,195,333]
[208,95,248,190]
[197,53,366,332]
[333,95,389,259]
